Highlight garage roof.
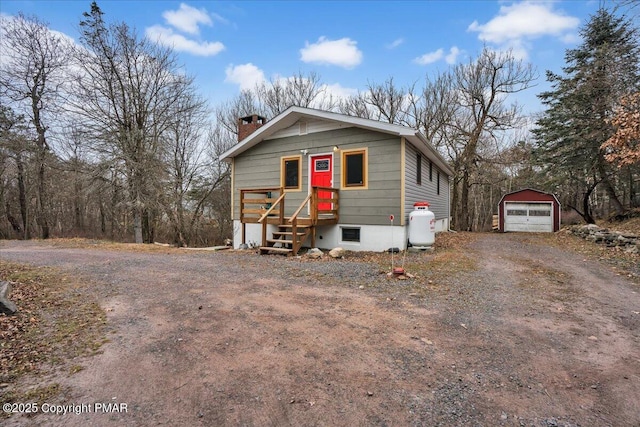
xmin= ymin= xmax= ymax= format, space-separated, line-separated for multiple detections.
xmin=498 ymin=188 xmax=560 ymax=205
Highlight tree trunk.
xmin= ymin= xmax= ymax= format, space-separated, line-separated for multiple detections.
xmin=582 ymin=182 xmax=597 ymax=224
xmin=459 ymin=168 xmax=471 ymax=231
xmin=600 ymin=176 xmax=625 ymax=218
xmin=133 ymin=211 xmax=143 ymax=244
xmin=99 ymin=202 xmax=106 ymax=234
xmin=451 ymin=175 xmax=460 ymax=230
xmin=36 ymin=157 xmax=49 ymax=239
xmin=630 ymin=167 xmax=638 ymax=208
xmin=74 ymin=168 xmax=84 ymax=232
xmin=16 ymin=154 xmax=29 ymax=239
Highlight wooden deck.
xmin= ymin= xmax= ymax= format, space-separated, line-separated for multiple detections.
xmin=239 ymin=187 xmax=339 ymax=255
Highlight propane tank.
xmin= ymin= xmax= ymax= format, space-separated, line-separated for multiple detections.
xmin=408 ymin=201 xmax=435 ymax=247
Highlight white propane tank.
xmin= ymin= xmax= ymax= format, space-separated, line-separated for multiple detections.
xmin=409 ymin=202 xmax=436 ymax=247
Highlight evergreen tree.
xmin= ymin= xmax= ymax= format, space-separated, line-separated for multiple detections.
xmin=533 ymin=8 xmax=640 ymax=222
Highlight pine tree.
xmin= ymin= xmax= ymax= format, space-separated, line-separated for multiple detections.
xmin=533 ymin=8 xmax=640 ymax=222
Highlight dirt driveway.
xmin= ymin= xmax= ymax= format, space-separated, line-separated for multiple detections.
xmin=2 ymin=233 xmax=639 ymax=426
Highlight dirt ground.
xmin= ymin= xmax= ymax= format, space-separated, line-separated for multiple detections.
xmin=1 ymin=233 xmax=639 ymax=427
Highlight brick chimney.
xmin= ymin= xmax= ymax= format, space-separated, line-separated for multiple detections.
xmin=237 ymin=114 xmax=266 ymax=142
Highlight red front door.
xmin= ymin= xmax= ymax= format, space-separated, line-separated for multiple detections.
xmin=310 ymin=154 xmax=332 ymax=211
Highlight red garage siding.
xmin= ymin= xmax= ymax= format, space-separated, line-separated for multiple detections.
xmin=498 ymin=189 xmax=561 ymax=232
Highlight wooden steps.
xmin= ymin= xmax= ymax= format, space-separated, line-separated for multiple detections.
xmin=259 ymin=222 xmax=312 ymax=255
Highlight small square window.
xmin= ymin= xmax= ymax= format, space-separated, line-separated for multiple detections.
xmin=315 ymin=159 xmax=330 ymax=172
xmin=341 ymin=227 xmax=360 ymax=242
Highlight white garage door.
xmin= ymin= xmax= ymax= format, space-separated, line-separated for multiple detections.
xmin=504 ymin=202 xmax=553 ymax=232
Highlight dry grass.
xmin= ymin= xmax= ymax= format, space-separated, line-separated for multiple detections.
xmin=534 ymin=221 xmax=640 ymax=284
xmin=0 ymin=262 xmax=107 ymax=419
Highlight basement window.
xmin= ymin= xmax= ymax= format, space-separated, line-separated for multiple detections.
xmin=341 ymin=227 xmax=361 ymax=242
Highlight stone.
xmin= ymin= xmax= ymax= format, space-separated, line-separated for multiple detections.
xmin=307 ymin=248 xmax=323 ymax=259
xmin=238 ymin=243 xmax=249 ymax=250
xmin=625 ymin=245 xmax=638 ymax=254
xmin=0 ymin=281 xmax=17 ymax=315
xmin=329 ymin=247 xmax=345 ymax=258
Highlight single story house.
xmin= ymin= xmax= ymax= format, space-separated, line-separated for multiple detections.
xmin=498 ymin=188 xmax=561 ymax=233
xmin=220 ymin=106 xmax=453 ymax=254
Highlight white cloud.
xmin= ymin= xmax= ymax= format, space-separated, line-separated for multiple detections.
xmin=224 ymin=63 xmax=266 ymax=91
xmin=445 ymin=46 xmax=461 ymax=64
xmin=503 ymin=40 xmax=530 ymax=61
xmin=300 ymin=37 xmax=363 ymax=69
xmin=163 ymin=3 xmax=212 ymax=35
xmin=413 ymin=48 xmax=444 ymax=65
xmin=321 ymin=83 xmax=358 ymax=100
xmin=146 ymin=25 xmax=224 ymax=56
xmin=468 ymin=1 xmax=579 ymax=47
xmin=385 ymin=38 xmax=404 ymax=49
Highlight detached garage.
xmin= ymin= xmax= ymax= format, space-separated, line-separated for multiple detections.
xmin=498 ymin=189 xmax=561 ymax=233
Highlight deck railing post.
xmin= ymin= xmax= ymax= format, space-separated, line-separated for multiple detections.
xmin=240 ymin=189 xmax=246 ymax=244
xmin=261 ymin=218 xmax=267 ymax=248
xmin=292 ymin=218 xmax=298 ymax=255
xmin=311 ymin=187 xmax=318 ymax=224
xmin=279 ymin=187 xmax=284 ymax=225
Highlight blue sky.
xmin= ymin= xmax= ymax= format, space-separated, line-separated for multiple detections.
xmin=0 ymin=1 xmax=610 ymax=115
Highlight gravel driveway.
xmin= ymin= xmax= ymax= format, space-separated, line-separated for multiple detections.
xmin=1 ymin=233 xmax=639 ymax=426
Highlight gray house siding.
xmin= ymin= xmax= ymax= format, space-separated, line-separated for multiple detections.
xmin=404 ymin=142 xmax=449 ymax=221
xmin=233 ymin=126 xmax=403 ymax=226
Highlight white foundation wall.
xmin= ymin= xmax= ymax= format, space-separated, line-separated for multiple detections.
xmin=233 ymin=218 xmax=450 ymax=251
xmin=314 ymin=224 xmax=408 ymax=252
xmin=232 ymin=221 xmax=279 ymax=249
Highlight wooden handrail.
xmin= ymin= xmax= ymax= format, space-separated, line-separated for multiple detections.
xmin=258 ymin=192 xmax=286 ymax=223
xmin=289 ymin=193 xmax=312 ymax=223
xmin=313 ymin=186 xmax=337 ymax=193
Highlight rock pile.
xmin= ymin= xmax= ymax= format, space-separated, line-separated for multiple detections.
xmin=0 ymin=280 xmax=18 ymax=315
xmin=568 ymin=224 xmax=639 ymax=254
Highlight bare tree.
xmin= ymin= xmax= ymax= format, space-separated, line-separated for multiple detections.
xmin=447 ymin=48 xmax=536 ymax=230
xmin=72 ymin=2 xmax=201 ymax=243
xmin=0 ymin=105 xmax=31 ymax=238
xmin=255 ymin=71 xmax=334 ymax=117
xmin=337 ymin=91 xmax=375 ymax=119
xmin=0 ymin=13 xmax=72 ymax=238
xmin=215 ymin=90 xmax=262 ymax=139
xmin=338 ymin=77 xmax=415 ymax=126
xmin=339 ymin=50 xmax=535 ymax=231
xmin=161 ymin=90 xmax=209 ymax=247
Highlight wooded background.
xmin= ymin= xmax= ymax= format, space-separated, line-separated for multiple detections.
xmin=1 ymin=2 xmax=638 ymax=246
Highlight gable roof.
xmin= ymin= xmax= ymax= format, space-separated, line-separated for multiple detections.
xmin=220 ymin=106 xmax=453 ymax=177
xmin=498 ymin=188 xmax=561 ymax=205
